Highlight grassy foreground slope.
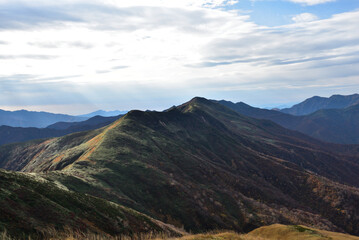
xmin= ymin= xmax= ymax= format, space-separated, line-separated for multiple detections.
xmin=246 ymin=224 xmax=359 ymax=240
xmin=1 ymin=98 xmax=359 ymax=235
xmin=177 ymin=224 xmax=359 ymax=240
xmin=2 ymin=224 xmax=359 ymax=240
xmin=0 ymin=169 xmax=181 ymax=239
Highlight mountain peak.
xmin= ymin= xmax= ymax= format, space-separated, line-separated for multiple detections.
xmin=176 ymin=97 xmax=213 ymax=112
xmin=188 ymin=96 xmax=212 ymax=105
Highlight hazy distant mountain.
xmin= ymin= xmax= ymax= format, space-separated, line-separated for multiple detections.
xmin=0 ymin=126 xmax=64 ymax=146
xmin=281 ymin=94 xmax=359 ymax=115
xmin=46 ymin=114 xmax=123 ymax=130
xmin=0 ymin=115 xmax=123 ymax=146
xmin=2 ymin=97 xmax=359 ymax=236
xmin=0 ymin=109 xmax=87 ymax=128
xmin=78 ymin=110 xmax=128 ymax=118
xmin=218 ymin=100 xmax=359 ymax=144
xmin=299 ymin=105 xmax=359 ymax=144
xmin=216 ymin=100 xmax=301 ymax=127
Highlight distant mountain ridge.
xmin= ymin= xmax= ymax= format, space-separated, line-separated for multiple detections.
xmin=280 ymin=94 xmax=359 ymax=115
xmin=46 ymin=114 xmax=123 ymax=130
xmin=217 ymin=99 xmax=359 ymax=144
xmin=0 ymin=114 xmax=123 ymax=146
xmin=0 ymin=109 xmax=87 ymax=128
xmin=78 ymin=110 xmax=128 ymax=118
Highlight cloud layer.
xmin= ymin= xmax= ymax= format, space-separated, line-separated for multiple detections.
xmin=292 ymin=13 xmax=318 ymax=22
xmin=287 ymin=0 xmax=336 ymax=5
xmin=0 ymin=0 xmax=358 ymax=113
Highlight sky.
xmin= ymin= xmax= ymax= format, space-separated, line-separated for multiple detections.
xmin=0 ymin=0 xmax=359 ymax=114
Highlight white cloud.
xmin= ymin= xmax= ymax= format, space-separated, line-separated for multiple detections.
xmin=0 ymin=0 xmax=238 ymax=8
xmin=292 ymin=13 xmax=318 ymax=23
xmin=0 ymin=1 xmax=358 ymax=111
xmin=287 ymin=0 xmax=336 ymax=5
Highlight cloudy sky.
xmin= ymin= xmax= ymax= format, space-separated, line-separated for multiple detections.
xmin=0 ymin=0 xmax=358 ymax=114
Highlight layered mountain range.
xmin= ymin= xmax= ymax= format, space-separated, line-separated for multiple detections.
xmin=78 ymin=110 xmax=128 ymax=118
xmin=0 ymin=108 xmax=125 ymax=128
xmin=0 ymin=109 xmax=86 ymax=128
xmin=0 ymin=115 xmax=123 ymax=146
xmin=217 ymin=98 xmax=359 ymax=144
xmin=2 ymin=94 xmax=357 ymax=147
xmin=1 ymin=97 xmax=359 ymax=238
xmin=280 ymin=94 xmax=359 ymax=115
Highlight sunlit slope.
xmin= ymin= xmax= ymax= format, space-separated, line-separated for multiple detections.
xmin=0 ymin=127 xmax=103 ymax=172
xmin=1 ymin=98 xmax=359 ymax=235
xmin=246 ymin=224 xmax=359 ymax=240
xmin=0 ymin=169 xmax=181 ymax=239
xmin=177 ymin=224 xmax=359 ymax=240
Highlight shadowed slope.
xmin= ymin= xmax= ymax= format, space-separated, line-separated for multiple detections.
xmin=0 ymin=126 xmax=65 ymax=146
xmin=1 ymin=98 xmax=359 ymax=235
xmin=0 ymin=169 xmax=182 ymax=239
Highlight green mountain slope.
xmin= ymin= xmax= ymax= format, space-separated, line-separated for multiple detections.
xmin=1 ymin=97 xmax=359 ymax=235
xmin=0 ymin=169 xmax=181 ymax=239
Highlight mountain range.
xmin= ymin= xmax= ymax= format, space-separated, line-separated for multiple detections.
xmin=217 ymin=98 xmax=359 ymax=144
xmin=0 ymin=108 xmax=126 ymax=129
xmin=1 ymin=97 xmax=359 ymax=238
xmin=0 ymin=115 xmax=123 ymax=146
xmin=78 ymin=110 xmax=128 ymax=118
xmin=280 ymin=94 xmax=359 ymax=115
xmin=0 ymin=109 xmax=87 ymax=128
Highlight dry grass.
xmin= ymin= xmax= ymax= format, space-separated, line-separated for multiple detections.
xmin=246 ymin=224 xmax=359 ymax=240
xmin=169 ymin=231 xmax=243 ymax=240
xmin=0 ymin=230 xmax=13 ymax=240
xmin=165 ymin=224 xmax=359 ymax=240
xmin=0 ymin=230 xmax=177 ymax=240
xmin=2 ymin=224 xmax=359 ymax=240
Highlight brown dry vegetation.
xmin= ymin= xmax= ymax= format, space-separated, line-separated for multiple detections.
xmin=2 ymin=224 xmax=359 ymax=240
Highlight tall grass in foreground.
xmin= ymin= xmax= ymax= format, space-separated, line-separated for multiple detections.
xmin=0 ymin=231 xmax=266 ymax=240
xmin=0 ymin=230 xmax=178 ymax=240
xmin=0 ymin=230 xmax=14 ymax=240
